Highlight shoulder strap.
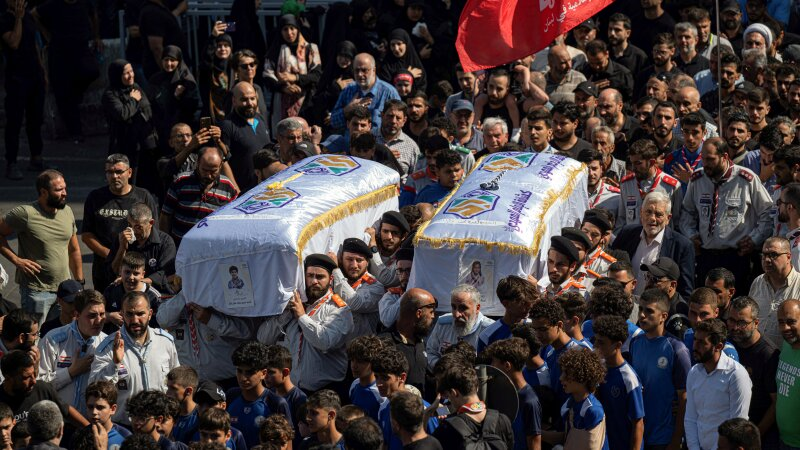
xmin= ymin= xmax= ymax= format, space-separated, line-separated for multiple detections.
xmin=446 ymin=414 xmax=475 ymax=438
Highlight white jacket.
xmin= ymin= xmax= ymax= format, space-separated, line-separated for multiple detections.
xmin=425 ymin=312 xmax=495 ymax=371
xmin=332 ymin=269 xmax=384 ymax=338
xmin=378 ymin=290 xmax=402 ymax=328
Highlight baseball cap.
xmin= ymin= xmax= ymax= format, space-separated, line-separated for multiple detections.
xmin=56 ymin=280 xmax=83 ymax=303
xmin=452 ymin=99 xmax=474 ymax=113
xmin=640 ymin=257 xmax=680 ymax=281
xmin=783 ymin=44 xmax=800 ymax=64
xmin=720 ymin=0 xmax=741 ymax=12
xmin=573 ymin=81 xmax=599 ymax=98
xmin=291 ymin=141 xmax=316 ymax=159
xmin=194 ymin=381 xmax=226 ymax=404
xmin=734 ymin=80 xmax=756 ymax=96
xmin=576 ymin=18 xmax=597 ymax=30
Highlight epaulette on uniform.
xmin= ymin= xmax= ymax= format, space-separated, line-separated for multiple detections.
xmin=661 ymin=174 xmax=679 ymax=188
xmin=691 ymin=169 xmax=705 ymax=181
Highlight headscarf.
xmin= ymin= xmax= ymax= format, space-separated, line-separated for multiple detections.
xmin=228 ymin=0 xmax=266 ymax=57
xmin=265 ymin=14 xmax=304 ymax=68
xmin=162 ymin=45 xmax=196 ymax=86
xmin=108 ymin=59 xmax=132 ymax=91
xmin=379 ymin=28 xmax=426 ymax=91
xmin=319 ymin=40 xmax=356 ymax=90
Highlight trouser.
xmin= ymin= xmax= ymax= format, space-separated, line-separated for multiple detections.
xmin=19 ymin=285 xmax=60 ymax=327
xmin=696 ymin=247 xmax=752 ymax=295
xmin=92 ymin=254 xmax=112 ymax=292
xmin=4 ymin=76 xmax=45 ymax=164
xmin=48 ymin=49 xmax=94 ymax=137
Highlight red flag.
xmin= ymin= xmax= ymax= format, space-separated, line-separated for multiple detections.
xmin=456 ymin=0 xmax=615 ymax=72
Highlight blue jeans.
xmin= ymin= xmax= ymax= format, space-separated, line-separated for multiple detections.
xmin=19 ymin=286 xmax=58 ymax=326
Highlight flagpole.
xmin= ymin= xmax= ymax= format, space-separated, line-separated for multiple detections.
xmin=716 ymin=0 xmax=724 ymax=132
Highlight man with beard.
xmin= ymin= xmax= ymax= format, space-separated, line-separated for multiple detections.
xmin=642 ymin=255 xmax=693 ymax=339
xmin=0 ymin=170 xmax=83 ymax=327
xmin=551 ymin=101 xmax=593 ymax=157
xmin=449 ymin=100 xmax=484 ymax=152
xmin=592 ymin=125 xmax=626 ymax=181
xmin=324 ymin=238 xmax=384 ymax=340
xmin=747 ymin=88 xmax=771 ymax=143
xmin=580 ymin=209 xmax=617 ymax=279
xmin=771 ymin=65 xmax=796 ymax=117
xmin=377 ymin=100 xmax=419 ymax=184
xmin=700 ymin=53 xmax=742 ymax=117
xmin=0 ymin=309 xmax=41 ymax=384
xmin=445 ymin=63 xmax=476 ymax=115
xmin=378 ymin=248 xmax=414 ymax=328
xmin=219 ymin=82 xmax=270 ymax=191
xmin=160 ymin=147 xmax=237 ymax=245
xmin=720 ymin=0 xmax=745 ymax=55
xmin=688 ymin=8 xmax=733 ymax=60
xmin=90 ymin=291 xmax=179 ymax=424
xmin=726 ymin=296 xmax=781 ymax=447
xmin=681 ymin=138 xmax=773 ymax=294
xmin=596 ymin=88 xmax=639 ymax=159
xmin=38 ymin=289 xmax=107 ymax=416
xmin=577 ymin=149 xmax=621 ymax=222
xmin=618 ymin=139 xmax=682 ymax=230
xmin=475 ymin=69 xmax=519 ymax=137
xmin=674 ymin=22 xmax=710 ymax=77
xmin=403 ymin=91 xmax=429 ymax=144
xmin=650 ymin=101 xmax=683 ymax=156
xmin=635 ymin=34 xmax=680 ymax=98
xmin=749 ymin=237 xmax=800 ymax=346
xmin=725 ymin=111 xmax=753 ymax=165
xmin=537 ymin=236 xmax=587 ymax=300
xmin=608 ymin=14 xmax=649 ymax=79
xmin=82 ymin=154 xmax=158 ymax=292
xmin=425 ymin=284 xmax=494 ymax=371
xmin=630 ymin=0 xmax=676 ymax=54
xmin=685 ymin=319 xmax=752 ymax=450
xmin=378 ymin=288 xmax=436 ymax=395
xmin=545 ymin=45 xmax=587 ymax=105
xmin=787 ymin=79 xmax=800 ymax=123
xmin=705 ymin=268 xmax=737 ymax=320
xmin=580 ymin=40 xmax=634 ymax=101
xmin=776 ymin=299 xmax=800 ymax=448
xmin=477 ymin=276 xmax=537 ymax=352
xmin=365 ymin=211 xmax=409 ymax=287
xmin=331 ymin=53 xmax=400 ymax=133
xmin=572 ymin=81 xmax=598 ymax=133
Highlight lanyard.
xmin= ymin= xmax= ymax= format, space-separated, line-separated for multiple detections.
xmin=589 ymin=181 xmax=604 ymax=208
xmin=637 ymin=169 xmax=663 ymax=198
xmin=681 ymin=147 xmax=702 ymax=170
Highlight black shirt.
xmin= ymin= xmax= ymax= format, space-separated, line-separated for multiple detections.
xmin=552 ymin=137 xmax=593 ymax=158
xmin=432 ymin=411 xmax=514 ymax=450
xmin=630 ymin=11 xmax=677 ymax=52
xmin=107 ymin=229 xmax=176 ymax=293
xmin=579 ymin=59 xmax=634 ymax=101
xmin=675 ymin=54 xmax=710 ymax=78
xmin=484 ymin=103 xmax=518 ymax=135
xmin=0 ymin=381 xmax=69 ymax=423
xmin=40 ymin=317 xmax=70 ymax=338
xmin=102 ymin=283 xmax=162 ymax=333
xmin=139 ymin=0 xmax=188 ymax=77
xmin=378 ymin=328 xmax=428 ymax=396
xmin=82 ymin=186 xmax=159 ymax=250
xmin=734 ymin=335 xmax=780 ymax=425
xmin=611 ymin=43 xmax=649 ymax=79
xmin=404 ymin=435 xmax=443 ymax=450
xmin=0 ymin=10 xmax=44 ymax=79
xmin=666 ymin=292 xmax=690 ymax=340
xmin=220 ymin=111 xmax=271 ymax=192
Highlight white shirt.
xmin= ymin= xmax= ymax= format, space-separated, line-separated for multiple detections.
xmin=788 ymin=226 xmax=800 ymax=272
xmin=633 ymin=228 xmax=664 ymax=295
xmin=748 ymin=269 xmax=800 ymax=346
xmin=425 ymin=312 xmax=494 ymax=371
xmin=685 ymin=352 xmax=752 ymax=450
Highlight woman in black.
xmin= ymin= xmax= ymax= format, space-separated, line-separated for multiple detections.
xmin=310 ymin=40 xmax=356 ymax=127
xmin=147 ymin=45 xmax=201 ymax=146
xmin=379 ymin=28 xmax=427 ymax=93
xmin=199 ymin=24 xmax=235 ymax=123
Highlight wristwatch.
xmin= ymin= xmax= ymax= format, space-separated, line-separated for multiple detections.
xmin=370 ymin=245 xmax=379 ymax=254
xmin=77 ymin=278 xmax=86 ymax=286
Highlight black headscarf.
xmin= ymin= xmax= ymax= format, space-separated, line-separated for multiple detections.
xmin=227 ymin=0 xmax=266 ymax=58
xmin=162 ymin=45 xmax=197 ymax=86
xmin=319 ymin=40 xmax=357 ymax=91
xmin=265 ymin=14 xmax=303 ymax=67
xmin=379 ymin=28 xmax=427 ymax=91
xmin=108 ymin=59 xmax=132 ymax=91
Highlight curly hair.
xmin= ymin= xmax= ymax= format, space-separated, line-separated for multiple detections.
xmin=441 ymin=340 xmax=476 ymax=365
xmin=259 ymin=414 xmax=295 ymax=446
xmin=558 ymin=347 xmax=607 ymax=392
xmin=588 ymin=285 xmax=633 ymax=319
xmin=371 ymin=346 xmax=408 ymax=377
xmin=557 ymin=292 xmax=588 ymax=321
xmin=530 ymin=299 xmax=566 ymax=325
xmin=232 ymin=341 xmax=270 ymax=370
xmin=484 ymin=337 xmax=528 ymax=371
xmin=511 ymin=323 xmax=542 ymax=357
xmin=591 ymin=315 xmax=629 ymax=344
xmin=126 ymin=390 xmax=174 ymax=419
xmin=347 ymin=335 xmax=386 ymax=363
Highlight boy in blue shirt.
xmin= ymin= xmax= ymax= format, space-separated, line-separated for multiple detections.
xmin=303 ymin=390 xmax=346 ymax=450
xmin=227 ymin=342 xmax=293 ymax=448
xmin=196 ymin=408 xmax=241 ymax=450
xmin=347 ymin=335 xmax=386 ymax=421
xmin=558 ymin=292 xmax=592 ymax=349
xmin=264 ymin=345 xmax=308 ymax=431
xmin=486 ymin=337 xmax=543 ymax=450
xmin=413 ymin=149 xmax=463 ymax=206
xmin=512 ymin=323 xmax=551 ymax=389
xmin=477 ymin=275 xmax=536 ymax=353
xmin=684 ymin=287 xmax=739 ymax=364
xmin=127 ymin=391 xmax=188 ymax=450
xmin=85 ymin=381 xmax=131 ymax=450
xmin=192 ymin=381 xmax=247 ymax=450
xmin=592 ymin=315 xmax=645 ymax=450
xmin=165 ymin=366 xmax=199 ymax=445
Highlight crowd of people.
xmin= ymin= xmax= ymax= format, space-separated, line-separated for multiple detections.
xmin=2 ymin=0 xmax=800 ymax=449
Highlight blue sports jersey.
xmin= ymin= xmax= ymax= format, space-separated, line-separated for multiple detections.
xmin=596 ymin=361 xmax=645 ymax=450
xmin=560 ymin=394 xmax=609 ymax=450
xmin=378 ymin=394 xmax=438 ymax=450
xmin=542 ymin=339 xmax=580 ymax=403
xmin=172 ymin=408 xmax=199 ymax=444
xmin=577 ymin=338 xmax=593 ymax=349
xmin=683 ymin=328 xmax=740 ymax=365
xmin=414 ymin=183 xmax=452 ymax=205
xmin=477 ymin=319 xmax=514 ymax=353
xmin=228 ymin=389 xmax=293 ymax=448
xmin=513 ymin=384 xmax=542 ymax=450
xmin=107 ymin=424 xmax=131 ymax=450
xmin=190 ymin=426 xmax=247 ymax=450
xmin=583 ymin=319 xmax=644 ymax=354
xmin=629 ymin=334 xmax=691 ymax=446
xmin=522 ymin=364 xmax=550 ymax=388
xmin=349 ymin=379 xmax=384 ymax=421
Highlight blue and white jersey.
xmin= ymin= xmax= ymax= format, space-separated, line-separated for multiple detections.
xmin=560 ymin=393 xmax=609 ymax=450
xmin=349 ymin=379 xmax=384 ymax=421
xmin=227 ymin=388 xmax=293 ymax=448
xmin=107 ymin=424 xmax=131 ymax=450
xmin=596 ymin=361 xmax=645 ymax=450
xmin=628 ymin=334 xmax=691 ymax=446
xmin=522 ymin=363 xmax=551 ymax=388
xmin=542 ymin=339 xmax=580 ymax=403
xmin=683 ymin=327 xmax=740 ymax=365
xmin=477 ymin=319 xmax=530 ymax=353
xmin=582 ymin=319 xmax=644 ymax=353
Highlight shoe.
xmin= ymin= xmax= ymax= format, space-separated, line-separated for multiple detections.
xmin=6 ymin=163 xmax=23 ymax=180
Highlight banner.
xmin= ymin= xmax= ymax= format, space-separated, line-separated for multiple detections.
xmin=175 ymin=155 xmax=400 ymax=317
xmin=410 ymin=152 xmax=587 ymax=315
xmin=456 ymin=0 xmax=615 ymax=72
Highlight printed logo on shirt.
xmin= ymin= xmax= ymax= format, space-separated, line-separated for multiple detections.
xmin=444 ymin=189 xmax=500 ymax=219
xmin=148 ymin=258 xmax=157 ymax=268
xmin=610 ymin=385 xmax=621 ymax=398
xmin=234 ymin=186 xmax=301 ymax=214
xmin=657 ymin=356 xmax=668 ymax=369
xmin=478 ymin=152 xmax=536 ymax=172
xmin=293 ymin=155 xmax=361 ymax=176
xmin=57 ymin=355 xmax=72 ymax=368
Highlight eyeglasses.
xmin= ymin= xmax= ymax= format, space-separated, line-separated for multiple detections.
xmin=762 ymin=252 xmax=789 ymax=260
xmin=726 ymin=318 xmax=755 ymax=328
xmin=23 ymin=331 xmax=40 ymax=338
xmin=645 ymin=273 xmax=671 ymax=283
xmin=105 ymin=169 xmax=129 ymax=175
xmin=239 ymin=62 xmax=257 ymax=69
xmin=396 ymin=268 xmax=412 ymax=274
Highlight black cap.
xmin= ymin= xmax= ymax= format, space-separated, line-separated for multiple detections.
xmin=783 ymin=44 xmax=800 ymax=64
xmin=720 ymin=0 xmax=741 ymax=12
xmin=583 ymin=210 xmax=612 ymax=233
xmin=395 ymin=247 xmax=414 ymax=261
xmin=550 ymin=236 xmax=580 ymax=262
xmin=291 ymin=141 xmax=316 ymax=160
xmin=576 ymin=18 xmax=597 ymax=30
xmin=574 ymin=81 xmax=599 ymax=98
xmin=382 ymin=211 xmax=410 ymax=234
xmin=561 ymin=227 xmax=591 ymax=252
xmin=194 ymin=380 xmax=226 ymax=404
xmin=734 ymin=81 xmax=756 ymax=95
xmin=56 ymin=280 xmax=83 ymax=303
xmin=640 ymin=257 xmax=680 ymax=281
xmin=304 ymin=254 xmax=337 ymax=274
xmin=342 ymin=237 xmax=372 ymax=257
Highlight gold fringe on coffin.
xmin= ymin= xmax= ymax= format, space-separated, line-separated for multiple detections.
xmin=414 ymin=164 xmax=585 ymax=255
xmin=295 ymin=184 xmax=400 ymax=264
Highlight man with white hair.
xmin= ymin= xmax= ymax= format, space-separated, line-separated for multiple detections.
xmin=592 ymin=125 xmax=626 ymax=180
xmin=25 ymin=400 xmax=65 ymax=450
xmin=425 ymin=284 xmax=494 ymax=371
xmin=674 ymin=22 xmax=710 ymax=77
xmin=612 ymin=191 xmax=696 ymax=298
xmin=478 ymin=117 xmax=509 ymax=156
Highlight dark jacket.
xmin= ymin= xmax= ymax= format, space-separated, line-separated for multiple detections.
xmin=611 ymin=224 xmax=695 ymax=299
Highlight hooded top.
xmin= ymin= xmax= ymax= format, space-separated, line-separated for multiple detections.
xmin=379 ymin=28 xmax=427 ymax=92
xmin=161 ymin=45 xmax=196 ymax=86
xmin=147 ymin=45 xmax=201 ymax=134
xmin=265 ymin=14 xmax=302 ymax=67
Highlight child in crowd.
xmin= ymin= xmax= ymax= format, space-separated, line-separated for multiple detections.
xmin=166 ymin=366 xmax=200 ymax=444
xmin=85 ymin=381 xmax=131 ymax=450
xmin=192 ymin=381 xmax=247 ymax=450
xmin=103 ymin=251 xmax=161 ymax=333
xmin=558 ymin=293 xmax=592 ymax=349
xmin=347 ymin=335 xmax=386 ymax=421
xmin=302 ymin=390 xmax=345 ymax=450
xmin=259 ymin=414 xmax=295 ymax=450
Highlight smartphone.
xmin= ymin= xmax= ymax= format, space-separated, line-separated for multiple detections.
xmin=435 ymin=405 xmax=450 ymax=416
xmin=200 ymin=117 xmax=212 ymax=130
xmin=225 ymin=21 xmax=237 ymax=32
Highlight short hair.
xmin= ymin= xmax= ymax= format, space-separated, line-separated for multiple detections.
xmin=706 ymin=267 xmax=735 ymax=288
xmin=782 ymin=182 xmax=800 ymax=210
xmin=496 ymin=275 xmax=538 ymax=304
xmin=228 ymin=266 xmax=238 ymax=273
xmin=776 ymin=64 xmax=799 ymax=79
xmin=451 ymin=284 xmax=481 ymax=305
xmin=430 ymin=80 xmax=454 ymax=99
xmin=576 ymin=147 xmax=604 ymax=164
xmin=120 ymin=434 xmax=160 ymax=450
xmin=128 ymin=202 xmax=153 ymax=223
xmin=608 ymin=260 xmax=634 ymax=278
xmin=345 ymin=105 xmax=371 ymax=122
xmin=772 ymin=116 xmax=797 ymax=137
xmin=407 ymin=90 xmax=428 ymax=103
xmin=654 ymin=101 xmax=678 ymax=117
xmin=643 ymin=190 xmax=672 ymax=212
xmin=694 ymin=318 xmax=727 ymax=345
xmin=484 ymin=337 xmax=528 ymax=371
xmin=529 ymin=299 xmax=566 ymax=326
xmin=489 ymin=67 xmax=511 ymax=82
xmin=551 ymin=101 xmax=581 ymax=122
xmin=105 ymin=153 xmax=131 ymax=168
xmin=232 ymin=341 xmax=270 ymax=370
xmin=342 ymin=417 xmax=383 ymax=450
xmin=719 ymin=53 xmax=742 ymax=72
xmin=336 ymin=404 xmax=365 ymax=432
xmin=167 ymin=366 xmax=199 ymax=389
xmin=198 ymin=407 xmax=231 ymax=433
xmin=689 ymin=287 xmax=720 ymax=309
xmin=259 ymin=414 xmax=294 ymax=446
xmin=628 ymin=139 xmax=658 ymax=160
xmin=674 ymin=22 xmax=698 ymax=38
xmin=653 ymin=32 xmax=676 ymax=49
xmin=253 ymin=149 xmax=282 ymax=170
xmin=557 ymin=347 xmax=606 ymax=392
xmin=122 ymin=291 xmax=148 ymax=308
xmin=121 ymin=251 xmax=146 ymax=270
xmin=371 ymin=346 xmax=408 ymax=376
xmin=74 ymin=289 xmax=105 ymax=314
xmin=558 ymin=292 xmax=588 ymax=322
xmin=703 ymin=137 xmax=728 ymax=158
xmin=584 ymin=39 xmax=608 ymax=55
xmin=35 ymin=169 xmax=64 ymax=195
xmin=27 ymin=401 xmax=63 ymax=442
xmin=727 ymin=110 xmax=751 ymax=128
xmin=434 ymin=149 xmax=462 ymax=169
xmin=608 ymin=12 xmax=631 ymax=29
xmin=686 ymin=6 xmax=710 ymax=22
xmin=0 ymin=403 xmax=11 ymax=421
xmin=747 ymin=87 xmax=771 ymax=104
xmin=718 ymin=418 xmax=761 ymax=450
xmin=592 ymin=126 xmax=615 ymax=145
xmin=265 ymin=345 xmax=293 ymax=371
xmin=126 ymin=390 xmax=174 ymax=420
xmin=437 ymin=363 xmax=478 ymax=395
xmin=1 ymin=308 xmax=38 ymax=342
xmin=526 ymin=108 xmax=552 ymax=129
xmin=681 ymin=111 xmax=706 ymax=129
xmin=389 ymin=391 xmax=424 ymax=433
xmin=306 ymin=389 xmax=341 ymax=412
xmin=640 ymin=288 xmax=671 ymax=313
xmin=588 ymin=285 xmax=633 ymax=318
xmin=430 ymin=116 xmax=456 ymax=137
xmin=233 ymin=49 xmax=259 ymax=66
xmin=441 ymin=340 xmax=477 ymax=366
xmin=482 ymin=117 xmax=509 ymax=135
xmin=730 ymin=296 xmax=760 ymax=317
xmin=347 ymin=335 xmax=385 ymax=363
xmin=276 ymin=118 xmax=303 ymax=137
xmin=382 ymin=99 xmax=408 ymax=117
xmin=591 ymin=315 xmax=629 ymax=344
xmin=511 ymin=323 xmax=542 ymax=359
xmin=351 ymin=132 xmax=376 ymax=152
xmin=85 ymin=380 xmax=118 ymax=405
xmin=759 ymin=122 xmax=786 ymax=151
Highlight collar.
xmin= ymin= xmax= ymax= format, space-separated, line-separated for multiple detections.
xmin=121 ymin=325 xmax=151 ymax=348
xmin=789 ymin=226 xmax=800 ymax=240
xmin=705 ymin=351 xmax=736 ymax=375
xmin=69 ymin=321 xmax=95 ymax=346
xmin=361 ymin=80 xmax=381 ymax=98
xmin=639 ymin=226 xmax=666 ymax=245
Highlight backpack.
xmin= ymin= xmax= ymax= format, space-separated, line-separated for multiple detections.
xmin=445 ymin=409 xmax=508 ymax=450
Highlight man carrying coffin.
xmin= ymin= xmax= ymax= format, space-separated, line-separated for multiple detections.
xmin=329 ymin=238 xmax=385 ymax=338
xmin=538 ymin=236 xmax=588 ymax=300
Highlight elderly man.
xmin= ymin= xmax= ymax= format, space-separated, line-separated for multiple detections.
xmin=743 ymin=23 xmax=773 ymax=58
xmin=25 ymin=400 xmax=67 ymax=450
xmin=157 ymin=123 xmax=234 ymax=187
xmin=596 ymin=88 xmax=639 ymax=156
xmin=545 ymin=45 xmax=587 ymax=104
xmin=274 ymin=118 xmax=304 ymax=164
xmin=219 ymin=82 xmax=270 ymax=192
xmin=426 ymin=284 xmax=494 ymax=371
xmin=592 ymin=125 xmax=626 ymax=181
xmin=674 ymin=22 xmax=710 ymax=77
xmin=612 ymin=191 xmax=695 ymax=297
xmin=159 ymin=147 xmax=237 ymax=245
xmin=477 ymin=117 xmax=509 ymax=157
xmin=618 ymin=139 xmax=682 ymax=230
xmin=749 ymin=237 xmax=800 ymax=346
xmin=330 ymin=53 xmax=400 ymax=133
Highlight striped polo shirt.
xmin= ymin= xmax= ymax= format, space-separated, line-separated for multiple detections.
xmin=163 ymin=171 xmax=237 ymax=241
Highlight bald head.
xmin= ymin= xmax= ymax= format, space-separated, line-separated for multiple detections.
xmin=354 ymin=53 xmax=377 ymax=90
xmin=400 ymin=288 xmax=435 ymax=315
xmin=778 ymin=298 xmax=800 ymax=346
xmin=233 ymin=82 xmax=258 ymax=118
xmin=199 ymin=147 xmax=223 ymax=165
xmin=599 ymin=88 xmax=623 ymax=105
xmin=232 ymin=81 xmax=256 ymax=98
